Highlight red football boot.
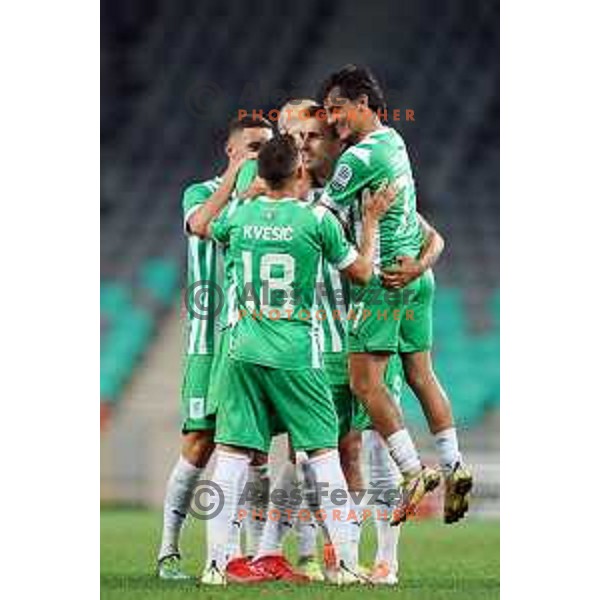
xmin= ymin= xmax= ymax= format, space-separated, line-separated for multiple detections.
xmin=225 ymin=556 xmax=275 ymax=583
xmin=323 ymin=543 xmax=337 ymax=571
xmin=252 ymin=554 xmax=310 ymax=583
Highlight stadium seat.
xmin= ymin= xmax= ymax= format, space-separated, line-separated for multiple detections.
xmin=101 ymin=0 xmax=499 ymax=424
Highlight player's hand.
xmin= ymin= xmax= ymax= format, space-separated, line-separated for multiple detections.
xmin=363 ymin=182 xmax=397 ymax=221
xmin=241 ymin=176 xmax=267 ymax=199
xmin=381 ymin=255 xmax=424 ymax=289
xmin=294 ymin=164 xmax=312 ymax=200
xmin=225 ymin=148 xmax=249 ymax=177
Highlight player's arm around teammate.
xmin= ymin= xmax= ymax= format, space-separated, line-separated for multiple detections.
xmin=381 ymin=213 xmax=444 ymax=288
xmin=157 ymin=117 xmax=274 ymax=580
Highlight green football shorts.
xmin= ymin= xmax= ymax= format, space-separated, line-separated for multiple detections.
xmin=330 ymin=383 xmax=355 ymax=440
xmin=206 ymin=327 xmax=232 ymax=417
xmin=181 ymin=354 xmax=216 ymax=433
xmin=399 ymin=269 xmax=435 ymax=353
xmin=352 ymin=352 xmax=404 ymax=431
xmin=208 ymin=328 xmax=287 ymax=443
xmin=347 ymin=274 xmax=419 ymax=354
xmin=323 ymin=351 xmax=355 ymax=439
xmin=215 ymin=359 xmax=338 ymax=454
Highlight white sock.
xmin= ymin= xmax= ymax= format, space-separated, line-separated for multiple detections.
xmin=308 ymin=451 xmax=357 ymax=570
xmin=434 ymin=427 xmax=462 ymax=473
xmin=257 ymin=461 xmax=298 ymax=556
xmin=386 ymin=429 xmax=421 ymax=477
xmin=347 ymin=497 xmax=364 ymax=550
xmin=374 ymin=510 xmax=400 ymax=571
xmin=242 ymin=464 xmax=269 ymax=557
xmin=158 ymin=456 xmax=202 ymax=559
xmin=367 ymin=431 xmax=401 ymax=572
xmin=296 ymin=497 xmax=318 ymax=558
xmin=205 ymin=450 xmax=250 ymax=570
xmin=300 ymin=458 xmax=331 ymax=545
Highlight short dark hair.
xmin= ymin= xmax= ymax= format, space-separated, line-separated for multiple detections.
xmin=228 ymin=115 xmax=273 ymax=138
xmin=318 ymin=64 xmax=386 ymax=113
xmin=258 ymin=135 xmax=300 ymax=190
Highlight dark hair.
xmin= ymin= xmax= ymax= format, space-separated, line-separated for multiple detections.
xmin=258 ymin=135 xmax=300 ymax=190
xmin=318 ymin=64 xmax=386 ymax=113
xmin=228 ymin=115 xmax=273 ymax=138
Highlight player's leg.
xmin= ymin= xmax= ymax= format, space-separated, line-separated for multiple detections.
xmin=157 ymin=354 xmax=215 ymax=580
xmin=400 ymin=270 xmax=472 ymax=522
xmin=240 ymin=451 xmax=269 ymax=558
xmin=339 ymin=429 xmax=364 ymax=493
xmin=348 ymin=286 xmax=440 ymax=524
xmin=350 ymin=356 xmax=402 ymax=582
xmin=402 ymin=350 xmax=472 ymax=522
xmin=296 ymin=453 xmax=326 ymax=581
xmin=402 ymin=351 xmax=457 ymax=451
xmin=202 ymin=359 xmax=273 ymax=584
xmin=254 ymin=452 xmax=309 ymax=583
xmin=364 ymin=429 xmax=401 ymax=584
xmin=316 ymin=386 xmax=364 ymax=579
xmin=202 ymin=443 xmax=253 ymax=585
xmin=281 ymin=435 xmax=323 ymax=581
xmin=268 ymin=367 xmax=365 ymax=584
xmin=256 ymin=439 xmax=297 ymax=559
xmin=338 ymin=418 xmax=365 ymax=567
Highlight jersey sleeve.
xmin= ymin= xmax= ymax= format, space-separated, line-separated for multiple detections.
xmin=181 ymin=182 xmax=214 ymax=233
xmin=315 ymin=206 xmax=358 ymax=270
xmin=321 ymin=151 xmax=376 ymax=210
xmin=210 ymin=211 xmax=232 ymax=244
xmin=234 ymin=159 xmax=258 ymax=196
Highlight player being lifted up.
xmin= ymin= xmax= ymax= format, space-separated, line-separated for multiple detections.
xmin=156 ymin=115 xmax=273 ymax=580
xmin=286 ymin=102 xmax=448 ymax=584
xmin=318 ymin=65 xmax=472 ymax=524
xmin=190 ymin=135 xmax=395 ymax=585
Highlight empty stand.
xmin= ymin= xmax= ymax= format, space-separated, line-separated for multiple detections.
xmin=101 ymin=0 xmax=499 ymax=424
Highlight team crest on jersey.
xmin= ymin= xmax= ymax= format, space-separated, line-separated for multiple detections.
xmin=331 ymin=163 xmax=353 ymax=191
xmin=264 ymin=209 xmax=275 ymax=221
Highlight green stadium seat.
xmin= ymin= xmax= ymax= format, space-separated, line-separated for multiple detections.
xmin=100 ymin=304 xmax=156 ymax=402
xmin=139 ymin=258 xmax=180 ymax=305
xmin=100 ymin=282 xmax=133 ymax=318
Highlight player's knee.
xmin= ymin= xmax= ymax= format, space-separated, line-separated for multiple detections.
xmin=404 ymin=362 xmax=433 ymax=392
xmin=181 ymin=431 xmax=214 ymax=467
xmin=350 ymin=376 xmax=388 ymax=406
xmin=350 ymin=372 xmax=374 ymax=399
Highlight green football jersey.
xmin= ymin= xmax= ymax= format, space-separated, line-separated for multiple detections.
xmin=218 ymin=159 xmax=258 ymax=330
xmin=211 ymin=196 xmax=357 ymax=370
xmin=321 ymin=126 xmax=423 ymax=269
xmin=308 ymin=188 xmax=350 ymax=355
xmin=182 ymin=177 xmax=224 ymax=355
xmin=235 ymin=159 xmax=258 ymax=195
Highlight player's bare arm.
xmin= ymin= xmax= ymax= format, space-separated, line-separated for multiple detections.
xmin=187 ymin=149 xmax=247 ymax=237
xmin=381 ymin=213 xmax=445 ymax=289
xmin=240 ymin=175 xmax=267 ymax=199
xmin=341 ymin=183 xmax=396 ymax=284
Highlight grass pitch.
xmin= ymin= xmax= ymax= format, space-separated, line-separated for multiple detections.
xmin=101 ymin=508 xmax=499 ymax=600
